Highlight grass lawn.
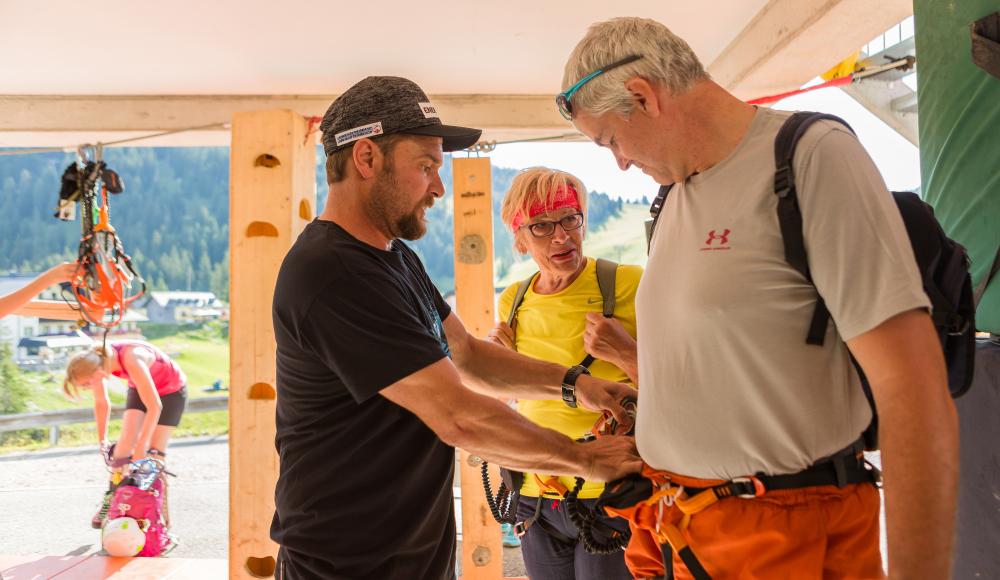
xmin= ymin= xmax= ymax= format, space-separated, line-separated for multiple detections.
xmin=497 ymin=203 xmax=650 ymax=287
xmin=150 ymin=328 xmax=230 ymax=399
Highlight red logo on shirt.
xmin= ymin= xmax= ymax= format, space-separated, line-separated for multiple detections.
xmin=701 ymin=229 xmax=732 ymax=251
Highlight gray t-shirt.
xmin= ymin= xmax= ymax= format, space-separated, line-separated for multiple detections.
xmin=635 ymin=107 xmax=930 ymax=480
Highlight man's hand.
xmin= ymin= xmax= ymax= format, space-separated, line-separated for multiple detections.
xmin=574 ymin=374 xmax=636 ymax=426
xmin=486 ymin=320 xmax=515 ymax=349
xmin=579 ymin=435 xmax=643 ymax=482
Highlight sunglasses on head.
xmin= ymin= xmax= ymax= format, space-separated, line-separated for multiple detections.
xmin=556 ymin=55 xmax=643 ymax=120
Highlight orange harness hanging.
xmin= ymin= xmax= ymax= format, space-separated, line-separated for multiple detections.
xmin=68 ymin=146 xmax=146 ymax=328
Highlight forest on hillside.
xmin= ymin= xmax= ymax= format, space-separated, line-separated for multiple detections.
xmin=0 ymin=147 xmax=624 ymax=297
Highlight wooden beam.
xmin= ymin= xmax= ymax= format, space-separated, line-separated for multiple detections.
xmin=229 ymin=109 xmax=315 ymax=579
xmin=452 ymin=157 xmax=502 ymax=580
xmin=0 ymin=95 xmax=575 ymax=147
xmin=709 ymin=0 xmax=912 ymax=100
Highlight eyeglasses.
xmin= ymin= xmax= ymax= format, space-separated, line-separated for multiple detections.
xmin=556 ymin=55 xmax=643 ymax=120
xmin=521 ymin=213 xmax=585 ymax=238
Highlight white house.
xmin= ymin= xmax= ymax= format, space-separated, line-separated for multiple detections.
xmin=144 ymin=291 xmax=226 ymax=324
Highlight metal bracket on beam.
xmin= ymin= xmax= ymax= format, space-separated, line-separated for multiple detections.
xmin=890 ymin=92 xmax=919 ymax=114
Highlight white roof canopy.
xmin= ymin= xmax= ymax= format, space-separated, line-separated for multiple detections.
xmin=0 ymin=0 xmax=910 ymax=147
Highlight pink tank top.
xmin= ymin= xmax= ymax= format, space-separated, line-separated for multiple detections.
xmin=111 ymin=341 xmax=186 ymax=396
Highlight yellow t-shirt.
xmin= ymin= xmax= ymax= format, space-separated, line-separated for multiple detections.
xmin=497 ymin=257 xmax=642 ymax=499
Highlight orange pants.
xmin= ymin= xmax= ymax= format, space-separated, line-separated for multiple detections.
xmin=607 ymin=468 xmax=885 ymax=579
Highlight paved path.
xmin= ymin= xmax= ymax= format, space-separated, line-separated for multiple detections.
xmin=0 ymin=438 xmax=528 ymax=576
xmin=0 ymin=437 xmax=229 ymax=560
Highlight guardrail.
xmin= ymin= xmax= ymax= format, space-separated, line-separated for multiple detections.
xmin=0 ymin=395 xmax=229 ymax=446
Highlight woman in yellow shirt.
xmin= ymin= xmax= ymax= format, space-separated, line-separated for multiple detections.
xmin=488 ymin=167 xmax=641 ymax=580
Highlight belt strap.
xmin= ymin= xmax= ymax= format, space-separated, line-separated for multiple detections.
xmin=514 ymin=495 xmax=575 ymax=546
xmin=659 ymin=525 xmax=711 ymax=580
xmin=687 ymin=444 xmax=876 ymax=500
xmin=514 ymin=495 xmax=544 ymax=538
xmin=653 ymin=440 xmax=875 ymax=580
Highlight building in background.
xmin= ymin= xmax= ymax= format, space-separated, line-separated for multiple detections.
xmin=144 ymin=291 xmax=227 ymax=324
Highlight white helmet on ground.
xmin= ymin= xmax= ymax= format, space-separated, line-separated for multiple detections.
xmin=102 ymin=516 xmax=146 ymax=557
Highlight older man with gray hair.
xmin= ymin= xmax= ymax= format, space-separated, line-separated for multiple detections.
xmin=559 ymin=17 xmax=957 ymax=580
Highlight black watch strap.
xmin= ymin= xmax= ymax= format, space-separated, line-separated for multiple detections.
xmin=561 ymin=365 xmax=591 ymax=408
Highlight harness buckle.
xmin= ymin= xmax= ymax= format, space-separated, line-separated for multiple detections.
xmin=731 ymin=476 xmax=766 ymax=498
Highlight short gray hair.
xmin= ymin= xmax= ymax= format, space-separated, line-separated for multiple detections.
xmin=562 ymin=17 xmax=708 ymax=117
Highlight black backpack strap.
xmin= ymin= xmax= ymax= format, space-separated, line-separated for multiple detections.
xmin=506 ymin=272 xmax=539 ymax=328
xmin=645 ymin=184 xmax=675 ymax=252
xmin=973 ymin=244 xmax=1000 ymax=308
xmin=773 ymin=112 xmax=855 ymax=346
xmin=580 ymin=259 xmax=620 ymax=368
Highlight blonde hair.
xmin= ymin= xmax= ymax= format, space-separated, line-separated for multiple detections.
xmin=500 ymin=167 xmax=588 ymax=237
xmin=562 ymin=17 xmax=708 ymax=118
xmin=63 ymin=346 xmax=111 ymax=399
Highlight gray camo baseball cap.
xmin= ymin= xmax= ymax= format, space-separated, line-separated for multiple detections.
xmin=320 ymin=76 xmax=482 ymax=155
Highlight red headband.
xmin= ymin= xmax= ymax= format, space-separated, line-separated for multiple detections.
xmin=510 ymin=184 xmax=582 ymax=231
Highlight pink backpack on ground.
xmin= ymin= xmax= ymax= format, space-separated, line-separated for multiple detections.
xmin=106 ymin=470 xmax=171 ymax=556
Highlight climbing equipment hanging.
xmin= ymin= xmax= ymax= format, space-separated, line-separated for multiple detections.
xmin=59 ymin=144 xmax=146 ymax=328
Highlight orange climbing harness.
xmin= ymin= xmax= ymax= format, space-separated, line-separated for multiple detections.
xmin=65 ymin=144 xmax=146 ymax=328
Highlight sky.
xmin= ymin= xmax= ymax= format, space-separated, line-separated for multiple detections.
xmin=486 ymin=83 xmax=921 ymax=202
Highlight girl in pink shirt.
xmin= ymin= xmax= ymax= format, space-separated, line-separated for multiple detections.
xmin=64 ymin=341 xmax=188 ymax=527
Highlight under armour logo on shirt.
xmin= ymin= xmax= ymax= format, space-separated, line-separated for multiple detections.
xmin=701 ymin=229 xmax=732 ymax=251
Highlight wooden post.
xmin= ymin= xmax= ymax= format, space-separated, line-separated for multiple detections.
xmin=452 ymin=156 xmax=502 ymax=579
xmin=229 ymin=110 xmax=316 ymax=579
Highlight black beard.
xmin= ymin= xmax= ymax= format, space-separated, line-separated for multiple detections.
xmin=365 ymin=165 xmax=429 ymax=241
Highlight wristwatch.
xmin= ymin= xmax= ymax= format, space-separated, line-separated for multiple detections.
xmin=561 ymin=365 xmax=591 ymax=408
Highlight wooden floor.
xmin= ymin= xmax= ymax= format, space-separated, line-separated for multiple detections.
xmin=0 ymin=555 xmax=527 ymax=579
xmin=0 ymin=554 xmax=227 ymax=579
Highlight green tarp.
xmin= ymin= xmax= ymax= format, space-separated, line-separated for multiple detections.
xmin=916 ymin=1 xmax=1000 ymax=333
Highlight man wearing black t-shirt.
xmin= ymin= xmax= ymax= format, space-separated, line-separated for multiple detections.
xmin=271 ymin=76 xmax=642 ymax=580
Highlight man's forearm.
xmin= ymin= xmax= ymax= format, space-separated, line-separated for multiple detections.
xmin=453 ymin=335 xmax=567 ymax=400
xmin=613 ymin=345 xmax=639 ymax=385
xmin=448 ymin=394 xmax=590 ymax=476
xmin=879 ymin=379 xmax=958 ymax=579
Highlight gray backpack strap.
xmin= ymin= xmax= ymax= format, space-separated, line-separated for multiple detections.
xmin=506 ymin=272 xmax=539 ymax=328
xmin=578 ymin=259 xmax=620 ymax=369
xmin=594 ymin=258 xmax=618 ymax=318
